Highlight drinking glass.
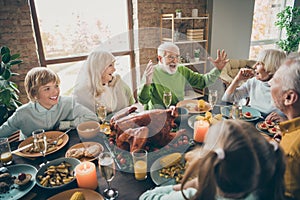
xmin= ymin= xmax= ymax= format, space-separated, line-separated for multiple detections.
xmin=163 ymin=91 xmax=172 ymax=109
xmin=96 ymin=104 xmax=107 ymax=132
xmin=32 ymin=129 xmax=48 ymax=167
xmin=0 ymin=138 xmax=13 ymax=166
xmin=98 ymin=152 xmax=118 ymax=199
xmin=132 ymin=149 xmax=148 ymax=180
xmin=208 ymin=90 xmax=218 ymax=109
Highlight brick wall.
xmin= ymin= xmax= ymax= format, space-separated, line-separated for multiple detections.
xmin=0 ymin=0 xmax=40 ymax=103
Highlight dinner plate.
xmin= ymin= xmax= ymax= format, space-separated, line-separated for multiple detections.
xmin=150 ymin=154 xmax=184 ymax=186
xmin=176 ymin=99 xmax=211 ymax=114
xmin=65 ymin=142 xmax=104 ymax=162
xmin=255 ymin=121 xmax=277 ymax=137
xmin=16 ymin=131 xmax=69 ymax=158
xmin=221 ymin=106 xmax=261 ymax=121
xmin=0 ymin=164 xmax=37 ymax=199
xmin=48 ymin=188 xmax=104 ymax=200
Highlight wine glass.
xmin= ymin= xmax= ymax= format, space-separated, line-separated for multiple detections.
xmin=96 ymin=104 xmax=107 ymax=131
xmin=32 ymin=129 xmax=48 ymax=167
xmin=163 ymin=91 xmax=172 ymax=109
xmin=98 ymin=152 xmax=119 ymax=199
xmin=208 ymin=90 xmax=218 ymax=109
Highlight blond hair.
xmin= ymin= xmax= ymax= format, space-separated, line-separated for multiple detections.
xmin=24 ymin=67 xmax=60 ymax=101
xmin=256 ymin=49 xmax=286 ymax=75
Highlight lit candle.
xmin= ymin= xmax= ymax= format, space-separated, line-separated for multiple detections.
xmin=75 ymin=161 xmax=98 ymax=190
xmin=193 ymin=120 xmax=210 ymax=143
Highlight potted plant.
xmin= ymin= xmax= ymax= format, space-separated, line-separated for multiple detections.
xmin=0 ymin=46 xmax=23 ymax=125
xmin=275 ymin=6 xmax=300 ymax=53
xmin=175 ymin=9 xmax=182 ymax=18
xmin=194 ymin=49 xmax=200 ymax=62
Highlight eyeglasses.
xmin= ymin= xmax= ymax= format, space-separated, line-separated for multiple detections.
xmin=164 ymin=55 xmax=181 ymax=60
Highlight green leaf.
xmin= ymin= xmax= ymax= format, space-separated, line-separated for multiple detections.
xmin=2 ymin=69 xmax=11 ymax=80
xmin=10 ymin=54 xmax=20 ymax=60
xmin=9 ymin=81 xmax=19 ymax=93
xmin=0 ymin=46 xmax=10 ymax=55
xmin=9 ymin=60 xmax=22 ymax=66
xmin=1 ymin=53 xmax=11 ymax=64
xmin=0 ymin=89 xmax=12 ymax=106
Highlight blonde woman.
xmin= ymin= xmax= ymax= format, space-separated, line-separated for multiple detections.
xmin=73 ymin=50 xmax=135 ymax=114
xmin=222 ymin=49 xmax=286 ymax=117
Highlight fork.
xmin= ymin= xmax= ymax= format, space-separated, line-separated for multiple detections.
xmin=51 ymin=128 xmax=73 ymax=145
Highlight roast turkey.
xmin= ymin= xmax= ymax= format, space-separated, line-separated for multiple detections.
xmin=110 ymin=106 xmax=186 ymax=152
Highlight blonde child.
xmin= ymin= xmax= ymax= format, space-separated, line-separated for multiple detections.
xmin=0 ymin=67 xmax=98 ymax=139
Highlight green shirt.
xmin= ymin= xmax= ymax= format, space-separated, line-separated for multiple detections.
xmin=138 ymin=65 xmax=221 ymax=110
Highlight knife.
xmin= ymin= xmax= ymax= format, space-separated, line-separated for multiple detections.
xmin=12 ymin=143 xmax=33 ymax=154
xmin=103 ymin=140 xmax=122 ymax=170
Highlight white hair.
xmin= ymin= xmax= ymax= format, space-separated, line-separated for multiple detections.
xmin=278 ymin=56 xmax=300 ymax=95
xmin=157 ymin=42 xmax=180 ymax=57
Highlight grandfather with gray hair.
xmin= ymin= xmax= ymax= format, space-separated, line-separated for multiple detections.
xmin=138 ymin=42 xmax=229 ymax=110
xmin=268 ymin=54 xmax=300 ymax=200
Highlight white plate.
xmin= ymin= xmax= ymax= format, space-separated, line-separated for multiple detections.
xmin=150 ymin=154 xmax=184 ymax=186
xmin=0 ymin=164 xmax=37 ymax=199
xmin=65 ymin=142 xmax=104 ymax=162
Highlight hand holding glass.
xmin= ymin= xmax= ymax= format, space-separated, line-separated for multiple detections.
xmin=163 ymin=91 xmax=172 ymax=109
xmin=98 ymin=152 xmax=118 ymax=199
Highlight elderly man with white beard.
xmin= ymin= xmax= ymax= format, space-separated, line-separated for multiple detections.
xmin=138 ymin=42 xmax=228 ymax=110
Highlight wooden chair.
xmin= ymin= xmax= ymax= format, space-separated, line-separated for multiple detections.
xmin=8 ymin=130 xmax=20 ymax=143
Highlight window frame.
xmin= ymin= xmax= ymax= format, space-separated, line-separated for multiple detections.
xmin=29 ymin=0 xmax=137 ymax=97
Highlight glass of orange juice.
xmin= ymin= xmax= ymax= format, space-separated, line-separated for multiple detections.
xmin=0 ymin=138 xmax=13 ymax=166
xmin=132 ymin=149 xmax=147 ymax=180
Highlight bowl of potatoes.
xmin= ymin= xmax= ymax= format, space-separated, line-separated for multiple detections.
xmin=35 ymin=157 xmax=80 ymax=190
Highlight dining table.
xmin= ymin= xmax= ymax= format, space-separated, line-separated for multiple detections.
xmin=6 ymin=103 xmax=269 ymax=200
xmin=8 ymin=127 xmax=162 ymax=200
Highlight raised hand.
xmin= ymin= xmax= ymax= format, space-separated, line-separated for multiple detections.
xmin=208 ymin=49 xmax=229 ymax=70
xmin=145 ymin=60 xmax=155 ymax=85
xmin=236 ymin=68 xmax=255 ymax=81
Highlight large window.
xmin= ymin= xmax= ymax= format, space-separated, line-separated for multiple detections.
xmin=30 ymin=0 xmax=134 ymax=95
xmin=249 ymin=0 xmax=294 ymax=59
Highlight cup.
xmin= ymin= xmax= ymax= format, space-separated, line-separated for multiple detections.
xmin=0 ymin=138 xmax=13 ymax=165
xmin=132 ymin=149 xmax=147 ymax=180
xmin=77 ymin=121 xmax=100 ymax=141
xmin=193 ymin=120 xmax=210 ymax=143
